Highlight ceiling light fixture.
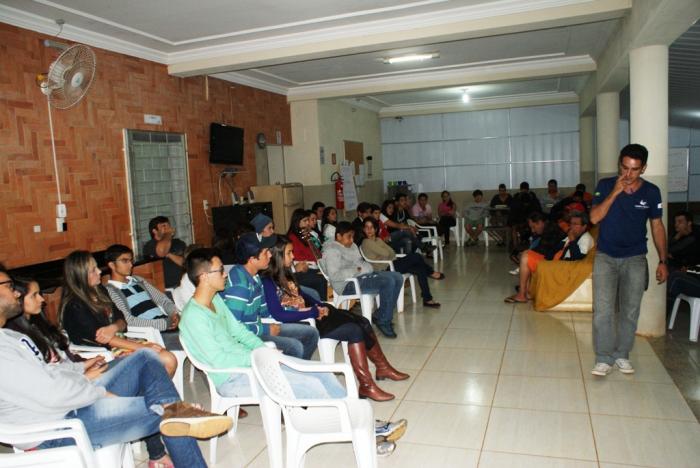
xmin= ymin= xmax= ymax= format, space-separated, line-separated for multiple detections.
xmin=461 ymin=89 xmax=471 ymax=103
xmin=383 ymin=52 xmax=439 ymax=64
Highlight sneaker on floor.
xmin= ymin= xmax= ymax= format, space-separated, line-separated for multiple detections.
xmin=159 ymin=402 xmax=233 ymax=439
xmin=509 ymin=267 xmax=520 ymax=275
xmin=376 ymin=438 xmax=396 ymax=457
xmin=615 ymin=358 xmax=635 ymax=374
xmin=591 ymin=362 xmax=613 ymax=376
xmin=375 ymin=419 xmax=407 ymax=442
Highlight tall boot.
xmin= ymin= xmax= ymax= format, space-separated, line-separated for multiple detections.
xmin=348 ymin=343 xmax=394 ymax=401
xmin=366 ymin=337 xmax=410 ymax=381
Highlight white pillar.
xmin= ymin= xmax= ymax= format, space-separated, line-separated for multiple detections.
xmin=629 ymin=44 xmax=669 ymax=338
xmin=579 ymin=115 xmax=596 ymax=190
xmin=596 ymin=92 xmax=620 ymax=178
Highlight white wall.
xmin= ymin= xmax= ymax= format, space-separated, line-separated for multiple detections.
xmin=285 ymin=100 xmax=321 ymax=185
xmin=318 ymin=100 xmax=382 ymax=184
xmin=618 ymin=119 xmax=700 ymax=203
xmin=380 ymin=103 xmax=580 ymax=192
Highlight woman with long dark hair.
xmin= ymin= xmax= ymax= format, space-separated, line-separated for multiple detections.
xmin=261 ymin=235 xmax=409 ymax=401
xmin=321 ymin=206 xmax=338 ymax=243
xmin=287 ymin=209 xmax=328 ymax=301
xmin=361 ymin=217 xmax=444 ymax=308
xmin=60 ymin=250 xmax=177 ymax=376
xmin=7 ymin=277 xmax=179 ymax=468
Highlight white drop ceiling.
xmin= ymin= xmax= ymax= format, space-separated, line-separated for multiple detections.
xmin=0 ymin=0 xmax=698 ymax=126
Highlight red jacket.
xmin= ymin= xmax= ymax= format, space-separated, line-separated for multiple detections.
xmin=290 ymin=232 xmax=316 ymax=262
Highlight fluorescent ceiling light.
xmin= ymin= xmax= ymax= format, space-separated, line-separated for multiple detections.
xmin=461 ymin=89 xmax=470 ymax=103
xmin=383 ymin=52 xmax=439 ymax=64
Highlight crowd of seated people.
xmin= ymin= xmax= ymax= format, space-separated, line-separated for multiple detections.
xmin=667 ymin=210 xmax=700 ymax=312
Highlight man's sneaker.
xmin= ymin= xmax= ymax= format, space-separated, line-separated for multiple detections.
xmin=591 ymin=362 xmax=613 ymax=376
xmin=375 ymin=419 xmax=407 ymax=442
xmin=159 ymin=402 xmax=233 ymax=438
xmin=509 ymin=267 xmax=520 ymax=275
xmin=615 ymin=358 xmax=635 ymax=374
xmin=375 ymin=437 xmax=396 ymax=457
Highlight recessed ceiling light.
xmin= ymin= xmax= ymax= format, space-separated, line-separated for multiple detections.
xmin=461 ymin=89 xmax=471 ymax=103
xmin=383 ymin=52 xmax=439 ymax=64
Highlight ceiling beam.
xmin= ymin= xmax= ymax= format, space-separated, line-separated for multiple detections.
xmin=579 ymin=0 xmax=700 ymax=115
xmin=167 ymin=0 xmax=630 ymax=77
xmin=286 ymin=55 xmax=595 ymax=101
xmin=378 ymin=91 xmax=579 ymax=118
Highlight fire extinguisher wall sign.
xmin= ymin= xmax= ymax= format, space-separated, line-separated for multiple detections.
xmin=331 ymin=171 xmax=344 ymax=209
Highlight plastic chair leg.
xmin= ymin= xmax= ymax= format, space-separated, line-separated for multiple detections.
xmin=397 ymin=283 xmax=405 ymax=313
xmin=669 ymin=296 xmax=682 ymax=329
xmin=690 ymin=299 xmax=700 ymax=342
xmin=409 ymin=275 xmax=417 ymax=304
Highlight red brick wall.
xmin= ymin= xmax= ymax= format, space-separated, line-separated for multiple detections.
xmin=0 ymin=23 xmax=291 ymax=268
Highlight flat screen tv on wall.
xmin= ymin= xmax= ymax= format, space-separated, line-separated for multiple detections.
xmin=209 ymin=122 xmax=244 ymax=165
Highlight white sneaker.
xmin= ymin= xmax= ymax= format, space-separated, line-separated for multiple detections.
xmin=509 ymin=267 xmax=520 ymax=275
xmin=591 ymin=362 xmax=613 ymax=376
xmin=615 ymin=358 xmax=635 ymax=374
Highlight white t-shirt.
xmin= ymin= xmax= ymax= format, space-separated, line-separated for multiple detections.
xmin=562 ymin=232 xmax=595 ymax=259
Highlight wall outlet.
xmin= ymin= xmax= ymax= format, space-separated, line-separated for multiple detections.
xmin=33 ymin=225 xmax=41 ymax=233
xmin=56 ymin=218 xmax=65 ymax=232
xmin=56 ymin=203 xmax=67 ymax=218
xmin=203 ymin=199 xmax=209 ymax=210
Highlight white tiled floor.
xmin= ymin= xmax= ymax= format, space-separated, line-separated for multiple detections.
xmin=136 ymin=245 xmax=700 ymax=467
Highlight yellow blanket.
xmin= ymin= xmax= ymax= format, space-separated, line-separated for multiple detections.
xmin=530 ymin=249 xmax=595 ymax=311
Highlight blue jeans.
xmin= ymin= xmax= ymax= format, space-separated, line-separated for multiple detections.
xmin=343 ymin=271 xmax=403 ymax=325
xmin=261 ymin=323 xmax=319 ymax=359
xmin=217 ymin=365 xmax=346 ymax=399
xmin=592 ymin=253 xmax=648 ymax=365
xmin=39 ymin=349 xmax=206 ymax=467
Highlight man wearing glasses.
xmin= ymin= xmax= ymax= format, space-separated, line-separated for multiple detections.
xmin=104 ymin=244 xmax=182 ymax=349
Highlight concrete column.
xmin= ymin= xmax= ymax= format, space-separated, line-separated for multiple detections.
xmin=629 ymin=44 xmax=669 ymax=338
xmin=579 ymin=115 xmax=596 ymax=190
xmin=596 ymin=92 xmax=620 ymax=179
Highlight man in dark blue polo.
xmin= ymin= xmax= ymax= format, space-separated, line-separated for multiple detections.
xmin=589 ymin=144 xmax=668 ymax=376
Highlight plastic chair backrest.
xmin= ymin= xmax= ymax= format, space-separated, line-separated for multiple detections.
xmin=251 ymin=348 xmax=296 ymax=403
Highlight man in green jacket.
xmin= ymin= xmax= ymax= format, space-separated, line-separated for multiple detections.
xmin=179 ymin=247 xmax=346 ymax=399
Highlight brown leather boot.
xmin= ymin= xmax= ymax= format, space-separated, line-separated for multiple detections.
xmin=348 ymin=343 xmax=395 ymax=401
xmin=366 ymin=340 xmax=410 ymax=381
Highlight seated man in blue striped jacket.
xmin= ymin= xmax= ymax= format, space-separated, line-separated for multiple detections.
xmin=105 ymin=244 xmax=181 ymax=350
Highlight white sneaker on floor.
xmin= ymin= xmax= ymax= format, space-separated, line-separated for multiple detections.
xmin=591 ymin=362 xmax=613 ymax=376
xmin=509 ymin=267 xmax=520 ymax=275
xmin=615 ymin=358 xmax=635 ymax=374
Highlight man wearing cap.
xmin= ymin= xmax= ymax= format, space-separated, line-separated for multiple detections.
xmin=220 ymin=232 xmax=319 ymax=359
xmin=250 ymin=213 xmax=274 ymax=238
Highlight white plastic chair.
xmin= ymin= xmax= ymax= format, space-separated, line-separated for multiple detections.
xmin=262 ymin=315 xmax=349 ymax=364
xmin=359 ymin=248 xmax=416 ymax=313
xmin=407 ymin=219 xmax=442 ymax=262
xmin=251 ymin=347 xmax=376 ymax=468
xmin=0 ymin=420 xmax=134 ymax=468
xmin=317 ymin=259 xmax=379 ymax=323
xmin=669 ymin=293 xmax=700 ymax=342
xmin=450 ymin=216 xmax=464 ymax=246
xmin=179 ymin=338 xmax=274 ymax=465
xmin=124 ymin=326 xmax=186 ymax=400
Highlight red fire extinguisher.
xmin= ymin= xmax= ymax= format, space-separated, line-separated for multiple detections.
xmin=331 ymin=172 xmax=344 ymax=210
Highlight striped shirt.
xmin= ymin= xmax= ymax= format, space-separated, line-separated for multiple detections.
xmin=106 ymin=276 xmax=177 ymax=331
xmin=219 ymin=265 xmax=270 ymax=336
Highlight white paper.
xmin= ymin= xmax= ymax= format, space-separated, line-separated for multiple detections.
xmin=340 ymin=163 xmax=359 ymax=211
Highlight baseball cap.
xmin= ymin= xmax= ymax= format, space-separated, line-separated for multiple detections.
xmin=250 ymin=213 xmax=273 ymax=234
xmin=235 ymin=232 xmax=276 ymax=263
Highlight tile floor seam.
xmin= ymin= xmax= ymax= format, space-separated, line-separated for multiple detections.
xmin=476 ymin=285 xmax=515 ymax=468
xmin=481 ymin=448 xmax=610 ymax=465
xmin=573 ymin=314 xmax=603 ymax=467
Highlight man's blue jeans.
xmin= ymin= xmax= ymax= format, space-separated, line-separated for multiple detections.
xmin=592 ymin=253 xmax=648 ymax=365
xmin=261 ymin=323 xmax=320 ymax=359
xmin=39 ymin=349 xmax=206 ymax=467
xmin=343 ymin=271 xmax=403 ymax=325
